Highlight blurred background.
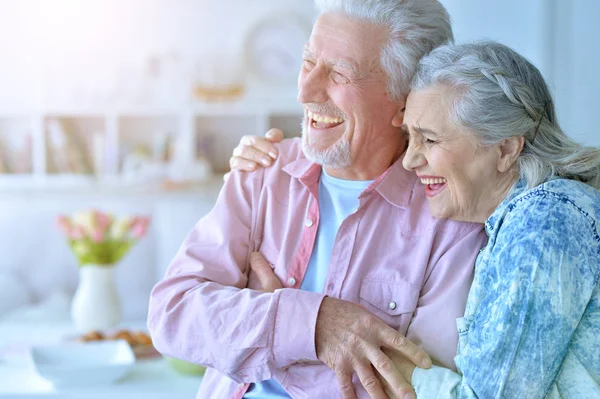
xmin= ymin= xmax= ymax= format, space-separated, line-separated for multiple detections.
xmin=0 ymin=0 xmax=598 ymax=322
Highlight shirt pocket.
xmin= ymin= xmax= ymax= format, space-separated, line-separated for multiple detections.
xmin=358 ymin=279 xmax=420 ymax=333
xmin=456 ymin=317 xmax=469 ymax=354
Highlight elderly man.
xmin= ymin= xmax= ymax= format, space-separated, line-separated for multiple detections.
xmin=147 ymin=1 xmax=487 ymax=399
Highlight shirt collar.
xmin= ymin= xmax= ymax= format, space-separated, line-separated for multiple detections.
xmin=282 ymin=157 xmax=322 ymax=187
xmin=282 ymin=152 xmax=417 ymax=209
xmin=368 ymin=153 xmax=417 ymax=209
xmin=484 ymin=179 xmax=528 ymax=236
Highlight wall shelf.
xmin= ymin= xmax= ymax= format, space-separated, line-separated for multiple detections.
xmin=0 ymin=99 xmax=304 ymax=189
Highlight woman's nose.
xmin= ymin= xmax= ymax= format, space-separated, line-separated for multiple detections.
xmin=402 ymin=141 xmax=426 ymax=172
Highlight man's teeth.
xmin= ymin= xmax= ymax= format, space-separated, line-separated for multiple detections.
xmin=421 ymin=178 xmax=448 ymax=185
xmin=307 ymin=111 xmax=344 ymax=124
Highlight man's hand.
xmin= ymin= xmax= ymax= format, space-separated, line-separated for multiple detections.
xmin=224 ymin=129 xmax=284 ymax=181
xmin=315 ymin=298 xmax=429 ymax=399
xmin=249 ymin=251 xmax=283 ymax=292
xmin=248 ymin=252 xmax=429 ymax=399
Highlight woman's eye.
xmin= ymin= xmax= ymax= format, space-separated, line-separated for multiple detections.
xmin=424 ymin=138 xmax=436 ymax=144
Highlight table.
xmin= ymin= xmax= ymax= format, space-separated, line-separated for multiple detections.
xmin=0 ymin=321 xmax=203 ymax=398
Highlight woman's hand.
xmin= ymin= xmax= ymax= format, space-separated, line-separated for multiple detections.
xmin=379 ymin=348 xmax=418 ymax=399
xmin=224 ymin=128 xmax=285 ymax=181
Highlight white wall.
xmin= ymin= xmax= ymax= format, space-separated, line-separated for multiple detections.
xmin=551 ymin=0 xmax=600 ymax=145
xmin=0 ymin=0 xmax=314 ymax=109
xmin=442 ymin=0 xmax=550 ymax=73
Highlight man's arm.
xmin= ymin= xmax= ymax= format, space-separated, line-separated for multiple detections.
xmin=147 ymin=167 xmax=325 ymax=384
xmin=248 ymin=251 xmax=433 ymax=399
xmin=411 ymin=198 xmax=598 ymax=398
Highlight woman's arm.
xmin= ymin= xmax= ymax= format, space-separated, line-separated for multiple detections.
xmin=225 ymin=129 xmax=286 ymax=180
xmin=411 ymin=194 xmax=598 ymax=398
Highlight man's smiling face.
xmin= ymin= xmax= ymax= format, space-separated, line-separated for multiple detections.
xmin=298 ymin=13 xmax=406 ymax=178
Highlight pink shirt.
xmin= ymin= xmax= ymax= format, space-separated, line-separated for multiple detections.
xmin=147 ymin=138 xmax=487 ymax=399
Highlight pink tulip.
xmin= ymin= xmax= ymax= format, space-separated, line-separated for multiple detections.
xmin=90 ymin=209 xmax=112 ymax=242
xmin=55 ymin=215 xmax=72 ymax=235
xmin=69 ymin=225 xmax=85 ymax=240
xmin=90 ymin=228 xmax=104 ymax=243
xmin=130 ymin=217 xmax=150 ymax=240
xmin=95 ymin=210 xmax=112 ymax=230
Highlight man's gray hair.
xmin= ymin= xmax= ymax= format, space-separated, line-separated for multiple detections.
xmin=314 ymin=0 xmax=454 ymax=101
xmin=411 ymin=41 xmax=600 ymax=189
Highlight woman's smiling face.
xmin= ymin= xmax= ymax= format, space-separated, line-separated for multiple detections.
xmin=402 ymin=85 xmax=516 ymax=223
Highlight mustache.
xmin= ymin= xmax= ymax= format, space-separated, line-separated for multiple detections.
xmin=304 ymin=104 xmax=346 ymax=119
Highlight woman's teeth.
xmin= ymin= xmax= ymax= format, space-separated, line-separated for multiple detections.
xmin=420 ymin=178 xmax=448 ymax=185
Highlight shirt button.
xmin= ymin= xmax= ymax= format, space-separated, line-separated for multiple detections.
xmin=388 ymin=301 xmax=397 ymax=310
xmin=287 ymin=277 xmax=297 ymax=286
xmin=304 ymin=218 xmax=314 ymax=228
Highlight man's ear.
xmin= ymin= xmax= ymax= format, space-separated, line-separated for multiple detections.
xmin=391 ymin=106 xmax=406 ymax=128
xmin=497 ymin=136 xmax=525 ymax=172
xmin=391 ymin=108 xmax=405 ymax=127
xmin=391 ymin=95 xmax=407 ymax=128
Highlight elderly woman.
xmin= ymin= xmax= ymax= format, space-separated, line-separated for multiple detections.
xmin=228 ymin=41 xmax=600 ymax=398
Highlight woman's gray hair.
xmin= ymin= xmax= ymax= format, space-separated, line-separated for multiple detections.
xmin=314 ymin=0 xmax=453 ymax=101
xmin=411 ymin=41 xmax=600 ymax=189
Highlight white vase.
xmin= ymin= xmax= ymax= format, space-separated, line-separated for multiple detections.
xmin=71 ymin=264 xmax=121 ymax=332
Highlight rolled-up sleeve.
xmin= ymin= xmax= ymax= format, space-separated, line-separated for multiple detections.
xmin=147 ymin=168 xmax=325 ymax=383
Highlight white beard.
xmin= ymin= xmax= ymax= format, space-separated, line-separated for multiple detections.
xmin=301 ymin=121 xmax=352 ymax=168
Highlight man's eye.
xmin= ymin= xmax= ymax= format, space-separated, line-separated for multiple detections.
xmin=425 ymin=138 xmax=436 ymax=144
xmin=303 ymin=60 xmax=315 ymax=70
xmin=332 ymin=71 xmax=349 ymax=84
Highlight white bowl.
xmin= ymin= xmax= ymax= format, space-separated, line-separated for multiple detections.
xmin=30 ymin=339 xmax=135 ymax=388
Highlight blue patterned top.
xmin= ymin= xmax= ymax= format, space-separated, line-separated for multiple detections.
xmin=412 ymin=178 xmax=600 ymax=398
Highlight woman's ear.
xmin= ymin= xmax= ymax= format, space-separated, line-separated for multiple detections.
xmin=497 ymin=136 xmax=525 ymax=172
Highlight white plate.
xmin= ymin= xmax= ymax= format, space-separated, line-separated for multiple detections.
xmin=30 ymin=339 xmax=135 ymax=388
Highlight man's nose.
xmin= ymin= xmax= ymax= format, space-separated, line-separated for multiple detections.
xmin=402 ymin=141 xmax=426 ymax=171
xmin=297 ymin=66 xmax=328 ymax=104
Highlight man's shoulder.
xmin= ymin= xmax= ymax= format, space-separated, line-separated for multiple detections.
xmin=264 ymin=137 xmax=314 ymax=182
xmin=403 ymin=183 xmax=485 ymax=239
xmin=228 ymin=137 xmax=304 ymax=186
xmin=272 ymin=137 xmax=304 ymax=167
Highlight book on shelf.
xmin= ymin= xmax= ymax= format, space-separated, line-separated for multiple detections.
xmin=0 ymin=133 xmax=32 ymax=175
xmin=0 ymin=146 xmax=10 ymax=174
xmin=46 ymin=119 xmax=94 ymax=175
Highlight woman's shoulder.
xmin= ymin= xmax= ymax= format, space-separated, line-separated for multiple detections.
xmin=511 ymin=179 xmax=600 ymax=222
xmin=487 ymin=179 xmax=600 ymax=281
xmin=497 ymin=179 xmax=600 ymax=248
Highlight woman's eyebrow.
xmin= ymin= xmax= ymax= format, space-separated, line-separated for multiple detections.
xmin=414 ymin=126 xmax=439 ymax=136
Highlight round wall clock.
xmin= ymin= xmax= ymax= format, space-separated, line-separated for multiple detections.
xmin=244 ymin=13 xmax=312 ymax=84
